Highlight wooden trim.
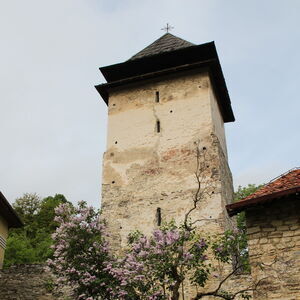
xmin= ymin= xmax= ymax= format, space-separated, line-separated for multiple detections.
xmin=0 ymin=235 xmax=6 ymax=250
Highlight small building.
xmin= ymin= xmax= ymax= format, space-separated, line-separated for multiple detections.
xmin=227 ymin=168 xmax=300 ymax=299
xmin=0 ymin=192 xmax=23 ymax=269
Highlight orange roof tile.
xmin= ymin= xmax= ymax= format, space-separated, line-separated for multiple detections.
xmin=226 ymin=168 xmax=300 ymax=216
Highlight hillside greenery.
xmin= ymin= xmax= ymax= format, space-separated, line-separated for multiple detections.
xmin=3 ymin=193 xmax=71 ymax=267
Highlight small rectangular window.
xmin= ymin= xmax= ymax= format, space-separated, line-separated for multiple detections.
xmin=155 ymin=91 xmax=159 ymax=103
xmin=156 ymin=120 xmax=160 ymax=133
xmin=156 ymin=208 xmax=162 ymax=226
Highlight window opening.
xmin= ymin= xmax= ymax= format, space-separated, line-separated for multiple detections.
xmin=155 ymin=91 xmax=160 ymax=103
xmin=156 ymin=120 xmax=160 ymax=133
xmin=156 ymin=208 xmax=162 ymax=226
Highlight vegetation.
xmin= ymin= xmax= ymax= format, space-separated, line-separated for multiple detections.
xmin=234 ymin=184 xmax=263 ymax=233
xmin=233 ymin=184 xmax=263 ymax=272
xmin=48 ymin=202 xmax=260 ymax=300
xmin=3 ymin=193 xmax=70 ymax=267
xmin=234 ymin=184 xmax=263 ymax=203
xmin=4 ymin=183 xmax=263 ymax=298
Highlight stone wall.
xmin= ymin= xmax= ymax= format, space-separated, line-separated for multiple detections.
xmin=0 ymin=264 xmax=65 ymax=300
xmin=101 ymin=70 xmax=232 ymax=251
xmin=101 ymin=68 xmax=237 ymax=299
xmin=246 ymin=196 xmax=300 ymax=300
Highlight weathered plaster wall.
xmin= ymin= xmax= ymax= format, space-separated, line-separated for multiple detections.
xmin=101 ymin=70 xmax=233 ymax=250
xmin=246 ymin=197 xmax=300 ymax=300
xmin=209 ymin=87 xmax=228 ymax=159
xmin=0 ymin=215 xmax=8 ymax=269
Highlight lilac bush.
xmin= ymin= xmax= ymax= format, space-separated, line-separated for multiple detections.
xmin=47 ymin=201 xmax=116 ymax=300
xmin=48 ymin=203 xmax=251 ymax=300
xmin=105 ymin=223 xmax=209 ymax=300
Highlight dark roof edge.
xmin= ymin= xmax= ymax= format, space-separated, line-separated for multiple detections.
xmin=95 ymin=59 xmax=235 ymax=123
xmin=99 ymin=42 xmax=216 ymax=83
xmin=96 ymin=59 xmax=214 ymax=96
xmin=0 ymin=192 xmax=23 ymax=228
xmin=226 ymin=186 xmax=300 ymax=216
xmin=100 ymin=41 xmax=213 ymax=73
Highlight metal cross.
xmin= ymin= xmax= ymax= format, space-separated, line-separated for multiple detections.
xmin=161 ymin=23 xmax=174 ymax=33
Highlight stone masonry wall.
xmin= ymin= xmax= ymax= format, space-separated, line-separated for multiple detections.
xmin=0 ymin=264 xmax=55 ymax=300
xmin=101 ymin=70 xmax=232 ymax=251
xmin=0 ymin=264 xmax=70 ymax=300
xmin=246 ymin=197 xmax=300 ymax=300
xmin=101 ymin=69 xmax=245 ymax=299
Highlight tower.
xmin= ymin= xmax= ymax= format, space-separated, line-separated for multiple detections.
xmin=96 ymin=33 xmax=235 ymax=249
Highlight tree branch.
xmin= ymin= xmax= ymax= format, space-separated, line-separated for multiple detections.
xmin=184 ymin=141 xmax=217 ymax=231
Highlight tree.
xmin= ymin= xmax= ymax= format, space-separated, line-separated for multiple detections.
xmin=49 ymin=204 xmax=260 ymax=300
xmin=234 ymin=184 xmax=263 ymax=203
xmin=13 ymin=193 xmax=41 ymax=238
xmin=233 ymin=184 xmax=263 ymax=273
xmin=36 ymin=194 xmax=68 ymax=233
xmin=47 ymin=201 xmax=115 ymax=300
xmin=3 ymin=193 xmax=70 ymax=267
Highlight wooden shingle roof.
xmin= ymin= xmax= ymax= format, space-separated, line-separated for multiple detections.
xmin=129 ymin=33 xmax=195 ymax=60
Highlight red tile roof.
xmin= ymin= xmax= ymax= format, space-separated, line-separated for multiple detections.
xmin=226 ymin=168 xmax=300 ymax=216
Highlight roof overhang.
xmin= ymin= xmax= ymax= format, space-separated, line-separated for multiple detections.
xmin=226 ymin=187 xmax=300 ymax=216
xmin=0 ymin=192 xmax=23 ymax=228
xmin=95 ymin=41 xmax=235 ymax=123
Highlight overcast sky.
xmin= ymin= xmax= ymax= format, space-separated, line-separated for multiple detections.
xmin=1 ymin=0 xmax=299 ymax=207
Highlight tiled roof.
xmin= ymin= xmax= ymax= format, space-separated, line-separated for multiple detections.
xmin=129 ymin=33 xmax=195 ymax=60
xmin=243 ymin=168 xmax=300 ymax=201
xmin=226 ymin=168 xmax=300 ymax=216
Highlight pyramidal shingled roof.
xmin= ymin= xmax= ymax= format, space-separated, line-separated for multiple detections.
xmin=129 ymin=33 xmax=195 ymax=60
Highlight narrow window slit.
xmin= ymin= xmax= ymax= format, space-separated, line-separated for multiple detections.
xmin=155 ymin=91 xmax=160 ymax=103
xmin=156 ymin=208 xmax=162 ymax=226
xmin=156 ymin=120 xmax=160 ymax=133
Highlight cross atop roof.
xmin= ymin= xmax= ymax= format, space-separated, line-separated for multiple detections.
xmin=161 ymin=23 xmax=174 ymax=33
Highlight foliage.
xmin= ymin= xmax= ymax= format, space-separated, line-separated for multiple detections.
xmin=36 ymin=194 xmax=68 ymax=233
xmin=234 ymin=184 xmax=263 ymax=203
xmin=105 ymin=222 xmax=209 ymax=299
xmin=49 ymin=204 xmax=254 ymax=300
xmin=4 ymin=232 xmax=37 ymax=265
xmin=232 ymin=184 xmax=263 ymax=273
xmin=47 ymin=201 xmax=115 ymax=300
xmin=233 ymin=184 xmax=263 ymax=234
xmin=3 ymin=193 xmax=70 ymax=268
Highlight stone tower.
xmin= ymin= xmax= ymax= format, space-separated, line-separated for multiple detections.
xmin=96 ymin=33 xmax=235 ymax=249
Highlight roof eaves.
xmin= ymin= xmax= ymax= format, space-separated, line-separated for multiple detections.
xmin=99 ymin=43 xmax=205 ymax=83
xmin=96 ymin=57 xmax=234 ymax=123
xmin=96 ymin=59 xmax=215 ymax=100
xmin=226 ymin=186 xmax=300 ymax=216
xmin=0 ymin=192 xmax=23 ymax=228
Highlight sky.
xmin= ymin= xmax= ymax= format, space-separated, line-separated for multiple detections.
xmin=0 ymin=0 xmax=299 ymax=208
